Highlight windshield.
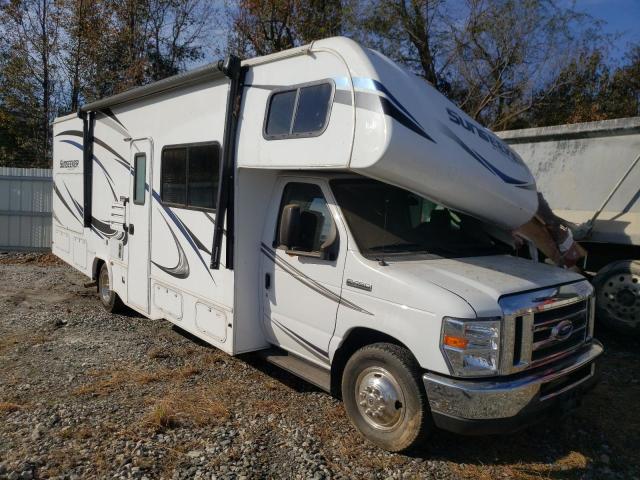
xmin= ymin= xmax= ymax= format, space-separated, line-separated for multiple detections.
xmin=330 ymin=178 xmax=513 ymax=258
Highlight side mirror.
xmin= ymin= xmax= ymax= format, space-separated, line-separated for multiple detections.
xmin=278 ymin=204 xmax=301 ymax=249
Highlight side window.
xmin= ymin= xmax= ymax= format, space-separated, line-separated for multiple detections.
xmin=133 ymin=153 xmax=146 ymax=205
xmin=276 ymin=182 xmax=334 ymax=253
xmin=161 ymin=147 xmax=186 ymax=205
xmin=161 ymin=143 xmax=220 ymax=210
xmin=188 ymin=144 xmax=218 ymax=209
xmin=264 ymin=81 xmax=333 ymax=139
xmin=265 ymin=90 xmax=297 ymax=136
xmin=292 ymin=83 xmax=332 ymax=134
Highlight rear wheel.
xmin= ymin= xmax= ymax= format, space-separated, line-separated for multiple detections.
xmin=98 ymin=262 xmax=123 ymax=313
xmin=341 ymin=342 xmax=432 ymax=452
xmin=593 ymin=260 xmax=640 ymax=335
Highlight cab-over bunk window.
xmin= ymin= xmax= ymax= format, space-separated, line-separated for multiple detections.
xmin=264 ymin=81 xmax=334 ymax=139
xmin=160 ymin=142 xmax=220 ymax=211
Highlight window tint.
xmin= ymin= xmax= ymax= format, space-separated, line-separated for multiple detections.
xmin=266 ymin=90 xmax=297 ymax=136
xmin=264 ymin=81 xmax=333 ymax=139
xmin=188 ymin=144 xmax=219 ymax=209
xmin=292 ymin=83 xmax=332 ymax=134
xmin=133 ymin=153 xmax=146 ymax=205
xmin=161 ymin=147 xmax=187 ymax=205
xmin=278 ymin=182 xmax=333 ymax=252
xmin=161 ymin=143 xmax=219 ymax=210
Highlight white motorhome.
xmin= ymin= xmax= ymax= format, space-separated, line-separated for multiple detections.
xmin=52 ymin=37 xmax=602 ymax=451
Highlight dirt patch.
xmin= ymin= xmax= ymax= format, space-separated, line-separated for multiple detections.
xmin=0 ymin=251 xmax=63 ymax=266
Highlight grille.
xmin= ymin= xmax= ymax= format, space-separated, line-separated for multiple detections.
xmin=530 ymin=300 xmax=588 ymax=367
xmin=499 ymin=281 xmax=594 ymax=375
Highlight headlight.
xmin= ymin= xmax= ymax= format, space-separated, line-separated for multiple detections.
xmin=441 ymin=317 xmax=501 ymax=377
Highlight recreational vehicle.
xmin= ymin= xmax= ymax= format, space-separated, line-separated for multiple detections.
xmin=52 ymin=37 xmax=602 ymax=452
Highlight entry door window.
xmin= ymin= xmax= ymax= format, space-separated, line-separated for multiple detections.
xmin=277 ymin=182 xmax=333 ymax=253
xmin=133 ymin=153 xmax=147 ymax=205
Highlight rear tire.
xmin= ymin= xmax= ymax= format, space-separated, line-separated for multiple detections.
xmin=593 ymin=260 xmax=640 ymax=336
xmin=341 ymin=342 xmax=432 ymax=452
xmin=98 ymin=262 xmax=124 ymax=313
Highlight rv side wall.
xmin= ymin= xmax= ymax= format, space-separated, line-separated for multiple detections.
xmin=53 ymin=78 xmax=242 ymax=355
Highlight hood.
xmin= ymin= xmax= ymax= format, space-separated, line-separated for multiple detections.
xmin=382 ymin=254 xmax=585 ymax=317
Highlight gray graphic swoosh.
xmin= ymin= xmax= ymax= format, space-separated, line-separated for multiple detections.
xmin=152 ymin=212 xmax=190 ymax=279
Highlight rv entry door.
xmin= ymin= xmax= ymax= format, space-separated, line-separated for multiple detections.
xmin=127 ymin=139 xmax=153 ymax=313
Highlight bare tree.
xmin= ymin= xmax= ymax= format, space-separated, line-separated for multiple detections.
xmin=448 ymin=0 xmax=598 ymax=129
xmin=1 ymin=0 xmax=62 ymax=165
xmin=228 ymin=0 xmax=343 ymax=57
xmin=346 ymin=0 xmax=450 ymax=87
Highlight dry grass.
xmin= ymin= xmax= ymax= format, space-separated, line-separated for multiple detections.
xmin=0 ymin=402 xmax=22 ymax=413
xmin=452 ymin=450 xmax=591 ymax=480
xmin=72 ymin=366 xmax=168 ymax=396
xmin=142 ymin=387 xmax=230 ymax=431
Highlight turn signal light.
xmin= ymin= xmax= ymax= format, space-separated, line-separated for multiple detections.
xmin=443 ymin=335 xmax=469 ymax=349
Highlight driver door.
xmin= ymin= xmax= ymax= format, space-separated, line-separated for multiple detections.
xmin=260 ymin=179 xmax=346 ymax=367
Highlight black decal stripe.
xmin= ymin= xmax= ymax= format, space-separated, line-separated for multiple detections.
xmin=91 ymin=217 xmax=117 ymax=237
xmin=152 ymin=211 xmax=190 ymax=279
xmin=93 ymin=157 xmax=118 ymax=200
xmin=53 ymin=183 xmax=82 ymax=225
xmin=64 ymin=182 xmax=84 ymax=217
xmin=101 ymin=108 xmax=127 ymax=130
xmin=260 ymin=243 xmax=373 ymax=316
xmin=58 ymin=136 xmax=130 ymax=172
xmin=439 ymin=123 xmax=531 ymax=186
xmin=57 ymin=130 xmax=130 ymax=170
xmin=261 ymin=246 xmax=341 ymax=304
xmin=355 ymin=92 xmax=435 ymax=143
xmin=182 ymin=222 xmax=211 ymax=255
xmin=271 ymin=318 xmax=329 ymax=361
xmin=91 ymin=226 xmax=105 ymax=239
xmin=334 ymin=91 xmax=435 ymax=143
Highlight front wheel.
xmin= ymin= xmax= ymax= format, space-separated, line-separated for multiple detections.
xmin=98 ymin=262 xmax=124 ymax=313
xmin=593 ymin=259 xmax=640 ymax=335
xmin=341 ymin=342 xmax=432 ymax=452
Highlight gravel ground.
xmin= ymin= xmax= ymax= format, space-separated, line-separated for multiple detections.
xmin=0 ymin=252 xmax=638 ymax=480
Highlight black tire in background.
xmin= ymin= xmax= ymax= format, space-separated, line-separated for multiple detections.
xmin=593 ymin=259 xmax=640 ymax=336
xmin=341 ymin=342 xmax=432 ymax=452
xmin=97 ymin=262 xmax=124 ymax=313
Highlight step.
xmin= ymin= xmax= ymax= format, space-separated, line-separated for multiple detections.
xmin=258 ymin=348 xmax=331 ymax=392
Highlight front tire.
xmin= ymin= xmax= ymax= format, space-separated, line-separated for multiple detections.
xmin=341 ymin=342 xmax=432 ymax=452
xmin=593 ymin=260 xmax=640 ymax=335
xmin=98 ymin=262 xmax=124 ymax=313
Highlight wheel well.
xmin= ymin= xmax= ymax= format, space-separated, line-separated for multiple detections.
xmin=93 ymin=258 xmax=105 ymax=287
xmin=330 ymin=327 xmax=411 ymax=398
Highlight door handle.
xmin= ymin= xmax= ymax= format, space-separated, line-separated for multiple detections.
xmin=265 ymin=273 xmax=271 ymax=290
xmin=128 ymin=223 xmax=134 ymax=235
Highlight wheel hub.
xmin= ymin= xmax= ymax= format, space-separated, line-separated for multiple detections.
xmin=599 ymin=272 xmax=639 ymax=326
xmin=355 ymin=367 xmax=405 ymax=431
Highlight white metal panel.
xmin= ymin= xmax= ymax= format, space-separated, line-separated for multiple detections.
xmin=498 ymin=117 xmax=640 ymax=244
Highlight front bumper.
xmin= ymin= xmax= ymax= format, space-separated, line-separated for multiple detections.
xmin=423 ymin=340 xmax=603 ymax=435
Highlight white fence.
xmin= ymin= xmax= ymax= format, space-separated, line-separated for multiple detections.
xmin=0 ymin=167 xmax=52 ymax=251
